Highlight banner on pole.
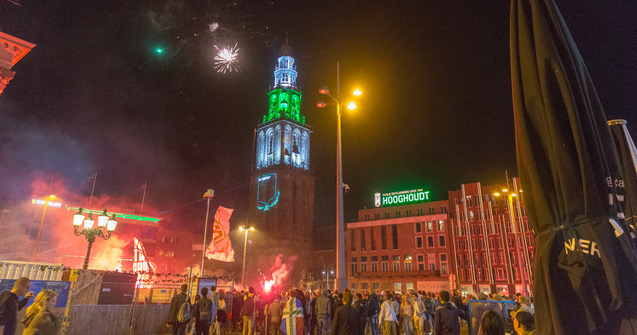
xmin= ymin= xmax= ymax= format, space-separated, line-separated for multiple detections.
xmin=205 ymin=206 xmax=235 ymax=262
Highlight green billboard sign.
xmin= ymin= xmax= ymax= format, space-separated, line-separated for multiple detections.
xmin=374 ymin=189 xmax=430 ymax=207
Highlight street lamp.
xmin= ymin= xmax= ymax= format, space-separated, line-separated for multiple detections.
xmin=72 ymin=208 xmax=118 ymax=269
xmin=239 ymin=225 xmax=255 ymax=287
xmin=494 ymin=190 xmax=529 ymax=297
xmin=317 ymin=85 xmax=360 ymax=292
xmin=31 ymin=194 xmax=57 ymax=261
xmin=322 ymin=270 xmax=334 ymax=290
xmin=201 ymin=189 xmax=214 ymax=277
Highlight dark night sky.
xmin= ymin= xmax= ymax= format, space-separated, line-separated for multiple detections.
xmin=0 ymin=1 xmax=635 ymax=230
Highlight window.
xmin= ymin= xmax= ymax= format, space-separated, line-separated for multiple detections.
xmin=351 ymin=257 xmax=358 ymax=274
xmin=381 ymin=226 xmax=388 ymax=250
xmin=406 ymin=209 xmax=412 ymax=216
xmin=438 ymin=220 xmax=445 ymax=231
xmin=365 ymin=214 xmax=369 ymax=220
xmin=394 ymin=282 xmax=402 ymax=291
xmin=375 ymin=213 xmax=380 ymax=220
xmin=393 ymin=255 xmax=400 ymax=271
xmin=416 ymin=236 xmax=423 ymax=248
xmin=371 ymin=256 xmax=378 ymax=272
xmin=404 ymin=255 xmax=413 ymax=271
xmin=415 ymin=222 xmax=422 ymax=233
xmin=427 ymin=236 xmax=434 ymax=248
xmin=428 ymin=254 xmax=436 ymax=270
xmin=439 ymin=235 xmax=446 ymax=247
xmin=350 ymin=230 xmax=355 ymax=251
xmin=362 ymin=283 xmax=369 ymax=290
xmin=351 ymin=283 xmax=357 ymax=290
xmin=361 ymin=257 xmax=368 ymax=272
xmin=385 ymin=212 xmax=390 ymax=219
xmin=426 ymin=221 xmax=433 ymax=231
xmin=373 ymin=282 xmax=380 ymax=290
xmin=406 ymin=282 xmax=414 ymax=291
xmin=392 ymin=225 xmax=398 ymax=249
xmin=382 ymin=256 xmax=389 ymax=272
xmin=371 ymin=228 xmax=377 ymax=250
xmin=395 ymin=211 xmax=401 ymax=218
xmin=440 ymin=254 xmax=448 ymax=275
xmin=360 ymin=229 xmax=366 ymax=251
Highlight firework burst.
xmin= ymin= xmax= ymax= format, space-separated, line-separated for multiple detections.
xmin=214 ymin=42 xmax=240 ymax=73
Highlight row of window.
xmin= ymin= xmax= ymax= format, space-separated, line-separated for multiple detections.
xmin=363 ymin=207 xmax=448 ymax=221
xmin=350 ymin=282 xmax=416 ymax=292
xmin=350 ymin=225 xmax=399 ymax=251
xmin=350 ymin=253 xmax=448 ymax=276
xmin=455 ymin=236 xmax=534 ymax=252
xmin=415 ymin=235 xmax=446 ymax=248
xmin=455 ymin=251 xmax=532 ymax=267
xmin=458 ymin=267 xmax=520 ymax=282
xmin=414 ymin=221 xmax=445 ymax=233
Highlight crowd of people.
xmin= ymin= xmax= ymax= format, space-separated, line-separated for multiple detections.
xmin=166 ymin=284 xmax=536 ymax=335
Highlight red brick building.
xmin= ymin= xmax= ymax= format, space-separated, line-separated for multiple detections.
xmin=346 ymin=190 xmax=453 ymax=293
xmin=448 ymin=180 xmax=534 ymax=296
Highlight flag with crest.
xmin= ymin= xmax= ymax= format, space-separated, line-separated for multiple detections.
xmin=205 ymin=206 xmax=235 ymax=262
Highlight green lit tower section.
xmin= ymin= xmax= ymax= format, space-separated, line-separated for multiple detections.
xmin=248 ymin=43 xmax=314 ymax=287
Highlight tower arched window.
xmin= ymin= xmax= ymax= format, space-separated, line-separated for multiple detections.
xmin=257 ymin=131 xmax=265 ymax=168
xmin=266 ymin=129 xmax=274 ymax=166
xmin=292 ymin=129 xmax=301 ymax=167
xmin=302 ymin=132 xmax=309 ymax=170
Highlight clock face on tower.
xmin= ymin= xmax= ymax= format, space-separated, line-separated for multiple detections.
xmin=256 ymin=173 xmax=280 ymax=211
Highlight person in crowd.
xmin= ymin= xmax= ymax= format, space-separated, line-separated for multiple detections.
xmin=232 ymin=291 xmax=243 ymax=327
xmin=353 ymin=293 xmax=368 ymax=335
xmin=412 ymin=292 xmax=426 ymax=335
xmin=266 ymin=294 xmax=283 ymax=335
xmin=209 ymin=287 xmax=219 ymax=335
xmin=378 ymin=292 xmax=397 ymax=335
xmin=0 ymin=277 xmax=34 ymax=335
xmin=332 ymin=293 xmax=343 ymax=322
xmin=511 ymin=310 xmax=535 ymax=335
xmin=21 ymin=289 xmax=59 ymax=335
xmin=241 ymin=287 xmax=256 ymax=335
xmin=367 ymin=289 xmax=380 ymax=335
xmin=309 ymin=292 xmax=317 ymax=335
xmin=516 ymin=296 xmax=534 ymax=316
xmin=400 ymin=294 xmax=414 ymax=335
xmin=194 ymin=287 xmax=212 ymax=335
xmin=433 ymin=290 xmax=467 ymax=335
xmin=315 ymin=290 xmax=331 ymax=335
xmin=168 ymin=284 xmax=191 ymax=335
xmin=477 ymin=310 xmax=504 ymax=335
xmin=331 ymin=291 xmax=359 ymax=335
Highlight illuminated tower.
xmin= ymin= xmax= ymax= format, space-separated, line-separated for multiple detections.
xmin=248 ymin=42 xmax=314 ymax=286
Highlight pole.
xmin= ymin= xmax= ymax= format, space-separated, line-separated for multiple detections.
xmin=241 ymin=229 xmax=249 ymax=287
xmin=507 ymin=194 xmax=529 ymax=296
xmin=31 ymin=198 xmax=50 ymax=261
xmin=201 ymin=190 xmax=214 ymax=277
xmin=140 ymin=182 xmax=147 ymax=214
xmin=89 ymin=172 xmax=97 ymax=208
xmin=83 ymin=239 xmax=94 ymax=270
xmin=335 ymin=101 xmax=347 ymax=291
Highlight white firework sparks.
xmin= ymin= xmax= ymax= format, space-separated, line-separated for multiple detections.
xmin=214 ymin=42 xmax=240 ymax=73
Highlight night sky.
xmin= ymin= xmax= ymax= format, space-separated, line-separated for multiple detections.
xmin=0 ymin=1 xmax=635 ymax=232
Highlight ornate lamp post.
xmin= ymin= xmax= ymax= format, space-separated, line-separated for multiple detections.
xmin=72 ymin=208 xmax=118 ymax=269
xmin=317 ymin=85 xmax=361 ymax=292
xmin=239 ymin=225 xmax=255 ymax=287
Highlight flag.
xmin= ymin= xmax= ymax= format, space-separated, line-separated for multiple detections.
xmin=280 ymin=297 xmax=304 ymax=335
xmin=133 ymin=237 xmax=155 ymax=272
xmin=205 ymin=206 xmax=235 ymax=262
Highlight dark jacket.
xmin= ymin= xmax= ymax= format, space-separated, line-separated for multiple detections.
xmin=0 ymin=291 xmax=29 ymax=335
xmin=168 ymin=292 xmax=189 ymax=323
xmin=332 ymin=299 xmax=343 ymax=321
xmin=22 ymin=310 xmax=61 ymax=335
xmin=433 ymin=302 xmax=467 ymax=335
xmin=331 ymin=304 xmax=359 ymax=335
xmin=368 ymin=293 xmax=380 ymax=317
xmin=354 ymin=299 xmax=369 ymax=332
xmin=194 ymin=296 xmax=212 ymax=323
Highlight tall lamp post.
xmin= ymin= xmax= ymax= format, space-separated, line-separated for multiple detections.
xmin=72 ymin=208 xmax=118 ymax=269
xmin=495 ymin=190 xmax=529 ymax=297
xmin=317 ymin=85 xmax=361 ymax=291
xmin=201 ymin=189 xmax=214 ymax=277
xmin=239 ymin=225 xmax=255 ymax=287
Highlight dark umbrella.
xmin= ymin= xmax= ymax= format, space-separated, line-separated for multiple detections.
xmin=510 ymin=0 xmax=637 ymax=334
xmin=609 ymin=119 xmax=637 ymax=235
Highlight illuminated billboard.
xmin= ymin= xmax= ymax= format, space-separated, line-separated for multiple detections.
xmin=374 ymin=189 xmax=430 ymax=207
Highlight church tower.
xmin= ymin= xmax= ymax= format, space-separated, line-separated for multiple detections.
xmin=247 ymin=42 xmax=314 ymax=286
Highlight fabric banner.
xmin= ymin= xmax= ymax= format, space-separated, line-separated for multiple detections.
xmin=133 ymin=237 xmax=156 ymax=273
xmin=280 ymin=297 xmax=304 ymax=335
xmin=205 ymin=206 xmax=235 ymax=262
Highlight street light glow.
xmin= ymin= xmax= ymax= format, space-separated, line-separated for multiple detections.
xmin=347 ymin=101 xmax=357 ymax=110
xmin=353 ymin=89 xmax=362 ymax=96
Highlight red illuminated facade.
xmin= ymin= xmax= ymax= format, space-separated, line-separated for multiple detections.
xmin=0 ymin=31 xmax=35 ymax=96
xmin=346 ymin=200 xmax=453 ymax=293
xmin=448 ymin=180 xmax=534 ymax=296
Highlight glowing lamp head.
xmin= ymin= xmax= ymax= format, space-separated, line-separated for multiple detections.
xmin=83 ymin=213 xmax=95 ymax=230
xmin=107 ymin=214 xmax=118 ymax=232
xmin=97 ymin=209 xmax=109 ymax=228
xmin=239 ymin=226 xmax=245 ymax=231
xmin=249 ymin=227 xmax=255 ymax=231
xmin=353 ymin=89 xmax=362 ymax=96
xmin=347 ymin=101 xmax=357 ymax=110
xmin=316 ymin=100 xmax=327 ymax=108
xmin=48 ymin=195 xmax=56 ymax=199
xmin=319 ymin=86 xmax=330 ymax=95
xmin=494 ymin=192 xmax=500 ymax=196
xmin=502 ymin=189 xmax=508 ymax=193
xmin=73 ymin=208 xmax=85 ymax=227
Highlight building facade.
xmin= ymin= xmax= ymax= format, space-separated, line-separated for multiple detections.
xmin=346 ymin=189 xmax=452 ymax=293
xmin=0 ymin=31 xmax=35 ymax=96
xmin=448 ymin=179 xmax=534 ymax=296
